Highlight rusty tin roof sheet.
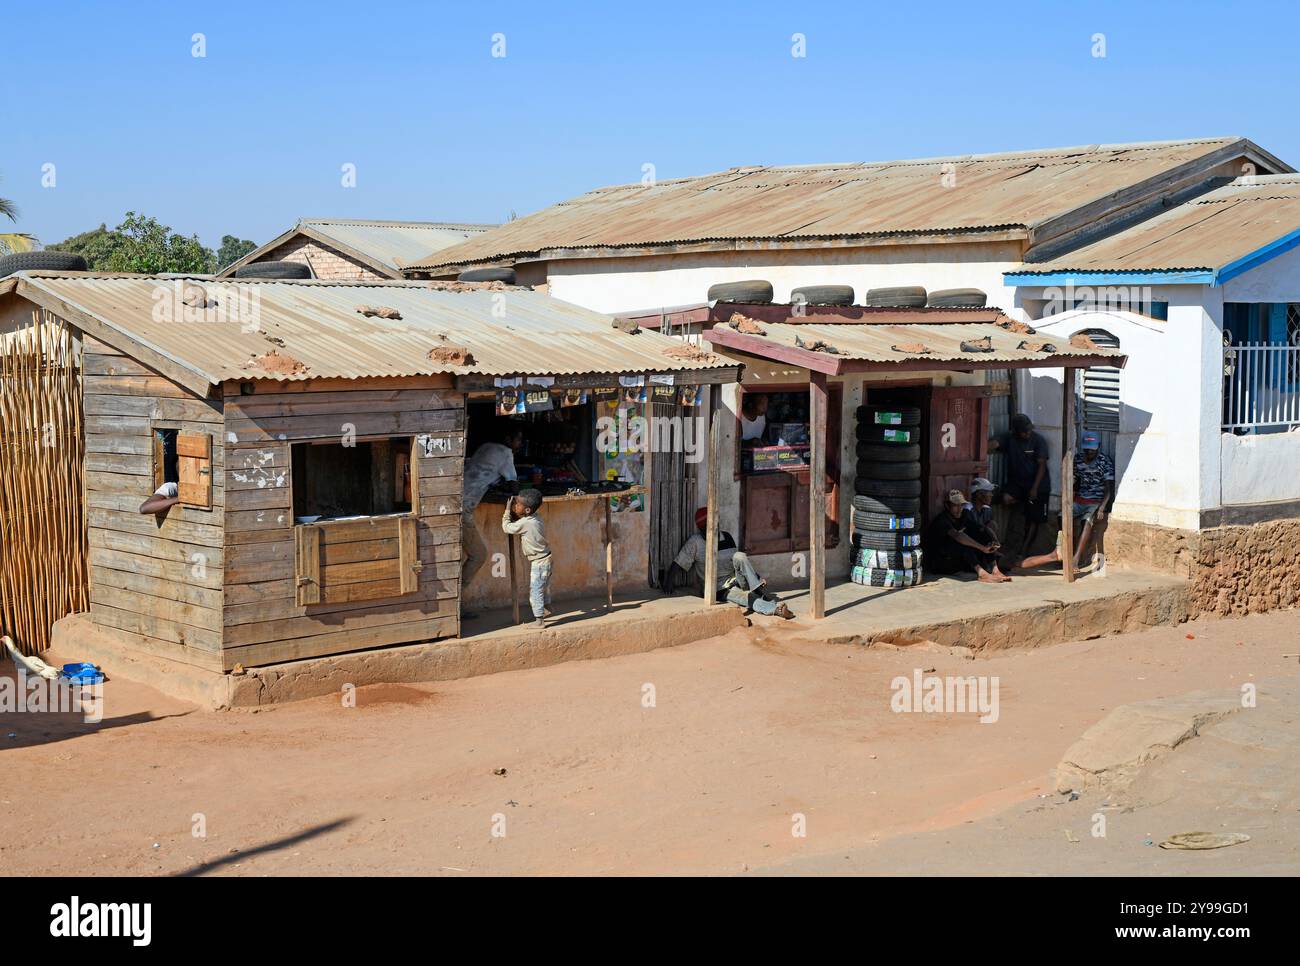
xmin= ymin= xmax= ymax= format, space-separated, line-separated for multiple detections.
xmin=406 ymin=138 xmax=1278 ymax=272
xmin=1012 ymin=175 xmax=1300 ymax=275
xmin=14 ymin=274 xmax=734 ymax=392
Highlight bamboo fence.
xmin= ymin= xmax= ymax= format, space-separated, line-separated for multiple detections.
xmin=0 ymin=309 xmax=87 ymax=655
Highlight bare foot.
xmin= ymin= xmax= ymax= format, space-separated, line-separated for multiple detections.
xmin=976 ymin=570 xmax=1003 ymax=584
xmin=992 ymin=567 xmax=1012 ymax=582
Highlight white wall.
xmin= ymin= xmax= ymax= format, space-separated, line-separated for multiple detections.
xmin=1220 ymin=242 xmax=1300 ymax=302
xmin=1221 ymin=429 xmax=1300 ymax=505
xmin=543 ymin=241 xmax=1024 ymax=317
xmin=1011 ymin=291 xmax=1217 ymax=530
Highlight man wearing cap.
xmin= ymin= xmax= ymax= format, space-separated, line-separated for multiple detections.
xmin=923 ymin=489 xmax=1011 ymax=584
xmin=966 ymin=477 xmax=999 ymax=533
xmin=989 ymin=413 xmax=1051 ymax=554
xmin=1017 ymin=431 xmax=1115 ymax=571
xmin=663 ymin=507 xmax=794 ymax=618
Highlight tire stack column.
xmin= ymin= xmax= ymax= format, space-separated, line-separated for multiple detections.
xmin=851 ymin=405 xmax=923 ymax=588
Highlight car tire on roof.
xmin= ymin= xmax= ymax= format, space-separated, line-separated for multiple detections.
xmin=707 ymin=280 xmax=774 ymax=304
xmin=0 ymin=251 xmax=88 ymax=278
xmin=458 ymin=267 xmax=517 ymax=284
xmin=853 ymin=476 xmax=922 ymax=498
xmin=234 ymin=261 xmax=313 ymax=280
xmin=790 ymin=284 xmax=854 ymax=306
xmin=862 ymin=285 xmax=927 ymax=308
xmin=927 ymin=288 xmax=988 ymax=308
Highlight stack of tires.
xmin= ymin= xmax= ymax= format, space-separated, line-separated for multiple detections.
xmin=851 ymin=404 xmax=923 ymax=588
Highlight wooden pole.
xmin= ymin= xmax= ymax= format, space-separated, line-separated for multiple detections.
xmin=604 ymin=498 xmax=614 ymax=609
xmin=508 ymin=533 xmax=520 ymax=623
xmin=1061 ymin=367 xmax=1076 ymax=584
xmin=703 ymin=385 xmax=722 ymax=605
xmin=809 ymin=372 xmax=828 ymax=618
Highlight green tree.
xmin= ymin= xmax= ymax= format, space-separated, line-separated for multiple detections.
xmin=47 ymin=212 xmax=215 ymax=273
xmin=216 ymin=234 xmax=257 ymax=270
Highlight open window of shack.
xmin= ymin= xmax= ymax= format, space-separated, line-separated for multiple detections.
xmin=290 ymin=435 xmax=420 ymax=607
xmin=736 ymin=385 xmax=841 ymax=554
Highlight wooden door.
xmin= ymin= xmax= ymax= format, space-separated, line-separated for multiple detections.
xmin=927 ymin=386 xmax=992 ymax=517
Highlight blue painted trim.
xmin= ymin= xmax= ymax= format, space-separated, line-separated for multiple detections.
xmin=1004 ymin=270 xmax=1214 ymax=287
xmin=1213 ymin=227 xmax=1300 ymax=286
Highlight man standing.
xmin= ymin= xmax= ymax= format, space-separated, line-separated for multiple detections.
xmin=989 ymin=413 xmax=1050 ymax=555
xmin=461 ymin=428 xmax=524 ymax=601
xmin=664 ymin=507 xmax=793 ymax=618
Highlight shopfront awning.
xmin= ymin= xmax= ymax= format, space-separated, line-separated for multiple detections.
xmin=703 ymin=312 xmax=1126 ymax=375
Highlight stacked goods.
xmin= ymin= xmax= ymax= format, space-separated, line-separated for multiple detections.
xmin=851 ymin=404 xmax=923 ymax=587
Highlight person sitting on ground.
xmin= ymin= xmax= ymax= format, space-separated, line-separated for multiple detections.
xmin=966 ymin=478 xmax=999 ymax=536
xmin=663 ymin=507 xmax=794 ymax=618
xmin=1017 ymin=430 xmax=1115 ymax=571
xmin=923 ymin=489 xmax=1011 ymax=584
xmin=501 ymin=487 xmax=551 ymax=628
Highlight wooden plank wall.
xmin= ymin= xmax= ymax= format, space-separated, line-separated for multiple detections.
xmin=219 ymin=377 xmax=464 ymax=669
xmin=82 ymin=338 xmax=226 ymax=669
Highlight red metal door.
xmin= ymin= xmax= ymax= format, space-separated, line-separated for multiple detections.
xmin=927 ymin=386 xmax=992 ymax=516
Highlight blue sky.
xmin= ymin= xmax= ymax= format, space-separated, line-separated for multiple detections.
xmin=4 ymin=0 xmax=1298 ymax=250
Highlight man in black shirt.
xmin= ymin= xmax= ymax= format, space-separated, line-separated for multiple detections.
xmin=923 ymin=489 xmax=1011 ymax=583
xmin=989 ymin=412 xmax=1051 ymax=555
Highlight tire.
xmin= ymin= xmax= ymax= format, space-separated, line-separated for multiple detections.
xmin=856 ymin=404 xmax=921 ymax=427
xmin=850 ymin=565 xmax=922 ymax=588
xmin=863 ymin=285 xmax=927 ymax=308
xmin=855 ymin=442 xmax=920 ymax=462
xmin=234 ymin=260 xmax=312 ymax=279
xmin=855 ymin=460 xmax=920 ymax=481
xmin=790 ymin=284 xmax=854 ymax=306
xmin=852 ymin=494 xmax=921 ymax=516
xmin=458 ymin=266 xmax=516 ymax=284
xmin=857 ymin=424 xmax=919 ymax=445
xmin=851 ymin=508 xmax=920 ymax=531
xmin=851 ymin=528 xmax=923 ymax=551
xmin=851 ymin=547 xmax=923 ymax=570
xmin=927 ymin=288 xmax=987 ymax=308
xmin=0 ymin=251 xmax=88 ymax=278
xmin=854 ymin=476 xmax=922 ymax=498
xmin=707 ymin=280 xmax=773 ymax=304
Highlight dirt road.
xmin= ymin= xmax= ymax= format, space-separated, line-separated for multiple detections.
xmin=2 ymin=610 xmax=1298 ymax=875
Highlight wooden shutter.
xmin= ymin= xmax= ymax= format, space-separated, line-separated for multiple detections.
xmin=398 ymin=516 xmax=421 ymax=594
xmin=176 ymin=432 xmax=213 ymax=508
xmin=1078 ymin=329 xmax=1121 ymax=436
xmin=295 ymin=525 xmax=322 ymax=606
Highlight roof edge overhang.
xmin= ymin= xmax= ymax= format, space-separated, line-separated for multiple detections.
xmin=1007 ymin=223 xmax=1300 ymax=289
xmin=402 ymin=227 xmax=1029 ymax=276
xmin=14 ymin=275 xmax=218 ymax=396
xmin=703 ymin=324 xmax=1126 ymax=376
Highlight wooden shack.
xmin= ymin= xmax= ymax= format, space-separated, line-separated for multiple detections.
xmin=5 ymin=273 xmax=737 ymax=671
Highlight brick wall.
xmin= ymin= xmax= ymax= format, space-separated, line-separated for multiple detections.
xmin=256 ymin=236 xmax=390 ymax=280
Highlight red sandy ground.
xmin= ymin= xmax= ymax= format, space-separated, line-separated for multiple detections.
xmin=2 ymin=611 xmax=1299 ymax=876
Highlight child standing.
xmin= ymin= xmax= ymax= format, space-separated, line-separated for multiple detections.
xmin=502 ymin=488 xmax=551 ymax=627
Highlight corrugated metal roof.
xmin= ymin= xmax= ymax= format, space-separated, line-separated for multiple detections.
xmin=218 ymin=218 xmax=497 ymax=278
xmin=1011 ymin=175 xmax=1300 ymax=275
xmin=300 ymin=219 xmax=495 ymax=271
xmin=707 ymin=318 xmax=1126 ymax=369
xmin=405 ymin=138 xmax=1276 ymax=272
xmin=15 ymin=274 xmax=733 ymax=392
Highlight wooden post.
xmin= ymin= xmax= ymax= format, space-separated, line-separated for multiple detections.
xmin=508 ymin=533 xmax=521 ymax=623
xmin=809 ymin=371 xmax=828 ymax=619
xmin=604 ymin=498 xmax=614 ymax=609
xmin=703 ymin=385 xmax=722 ymax=605
xmin=1061 ymin=367 xmax=1076 ymax=584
